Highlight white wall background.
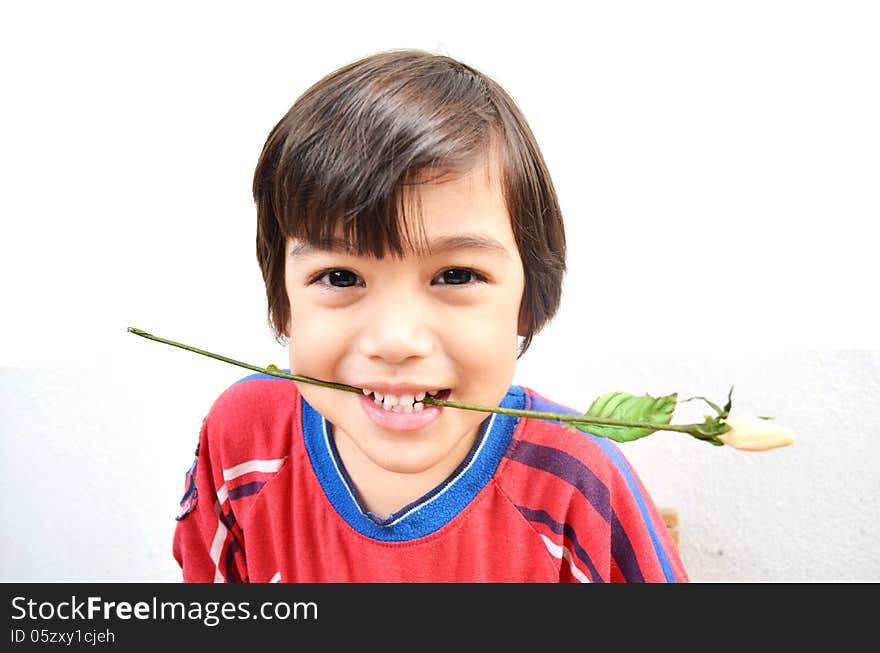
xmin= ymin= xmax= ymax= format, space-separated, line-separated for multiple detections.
xmin=1 ymin=1 xmax=877 ymax=582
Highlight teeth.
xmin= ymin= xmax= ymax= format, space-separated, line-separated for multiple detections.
xmin=363 ymin=388 xmax=444 ymax=411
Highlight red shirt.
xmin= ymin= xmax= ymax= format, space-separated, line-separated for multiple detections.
xmin=174 ymin=373 xmax=687 ymax=583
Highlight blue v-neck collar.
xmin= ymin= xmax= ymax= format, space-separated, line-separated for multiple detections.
xmin=301 ymin=386 xmax=525 ymax=542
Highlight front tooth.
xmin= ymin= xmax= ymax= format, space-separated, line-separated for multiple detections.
xmin=383 ymin=394 xmax=398 ymax=410
xmin=414 ymin=402 xmax=424 ymax=411
xmin=373 ymin=392 xmax=384 ymax=403
xmin=415 ymin=391 xmax=426 ymax=401
xmin=399 ymin=394 xmax=414 ymax=407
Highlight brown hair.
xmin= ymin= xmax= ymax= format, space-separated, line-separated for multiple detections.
xmin=253 ymin=49 xmax=566 ymax=356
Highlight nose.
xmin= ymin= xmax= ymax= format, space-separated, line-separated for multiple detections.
xmin=357 ymin=289 xmax=435 ymax=363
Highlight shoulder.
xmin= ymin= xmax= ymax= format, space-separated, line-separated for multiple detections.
xmin=501 ymin=386 xmax=687 ymax=583
xmin=509 ymin=386 xmax=630 ymax=482
xmin=500 ymin=386 xmax=648 ymax=510
xmin=201 ymin=371 xmax=302 ymax=465
xmin=208 ymin=371 xmax=301 ymax=420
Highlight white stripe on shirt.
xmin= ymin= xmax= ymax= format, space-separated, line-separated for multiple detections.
xmin=540 ymin=534 xmax=590 ymax=583
xmin=222 ymin=458 xmax=286 ymax=481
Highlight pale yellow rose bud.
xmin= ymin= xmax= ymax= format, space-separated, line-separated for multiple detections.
xmin=719 ymin=416 xmax=796 ymax=451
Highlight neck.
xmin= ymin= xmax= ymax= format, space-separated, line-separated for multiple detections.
xmin=331 ymin=427 xmax=480 ymax=520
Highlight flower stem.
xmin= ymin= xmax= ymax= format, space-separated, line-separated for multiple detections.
xmin=421 ymin=397 xmax=697 ymax=433
xmin=127 ymin=327 xmax=704 ymax=438
xmin=126 ymin=327 xmax=357 ymax=394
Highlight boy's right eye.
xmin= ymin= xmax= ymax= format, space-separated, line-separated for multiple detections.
xmin=315 ymin=269 xmax=364 ymax=288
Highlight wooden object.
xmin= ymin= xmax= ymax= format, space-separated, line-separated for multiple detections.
xmin=659 ymin=508 xmax=679 ymax=548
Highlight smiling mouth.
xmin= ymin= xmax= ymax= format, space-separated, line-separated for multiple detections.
xmin=360 ymin=388 xmax=452 ymax=413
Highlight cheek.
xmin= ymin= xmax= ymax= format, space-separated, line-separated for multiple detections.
xmin=286 ymin=302 xmax=351 ymax=372
xmin=441 ymin=304 xmax=521 ymax=369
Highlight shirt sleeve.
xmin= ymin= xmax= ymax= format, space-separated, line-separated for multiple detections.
xmin=501 ymin=395 xmax=689 ymax=583
xmin=172 ymin=417 xmax=248 ymax=583
xmin=603 ymin=450 xmax=689 ymax=583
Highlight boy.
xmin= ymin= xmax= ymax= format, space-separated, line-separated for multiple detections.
xmin=173 ymin=49 xmax=687 ymax=583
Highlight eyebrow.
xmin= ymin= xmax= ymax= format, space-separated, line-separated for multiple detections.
xmin=287 ymin=234 xmax=511 ymax=260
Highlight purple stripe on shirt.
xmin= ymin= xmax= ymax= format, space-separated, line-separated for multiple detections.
xmin=516 ymin=505 xmax=604 ymax=583
xmin=228 ymin=480 xmax=265 ymax=501
xmin=225 ymin=539 xmax=240 ymax=583
xmin=220 ymin=509 xmax=236 ymax=530
xmin=506 ymin=439 xmax=644 ymax=582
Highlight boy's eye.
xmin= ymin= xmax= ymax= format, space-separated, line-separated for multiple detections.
xmin=433 ymin=268 xmax=481 ymax=285
xmin=318 ymin=269 xmax=364 ymax=288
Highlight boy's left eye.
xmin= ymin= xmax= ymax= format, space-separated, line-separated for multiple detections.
xmin=432 ymin=268 xmax=483 ymax=285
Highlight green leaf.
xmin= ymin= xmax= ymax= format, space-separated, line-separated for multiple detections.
xmin=572 ymin=391 xmax=678 ymax=442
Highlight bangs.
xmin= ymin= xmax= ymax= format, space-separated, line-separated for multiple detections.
xmin=284 ymin=158 xmax=502 ymax=259
xmin=258 ymin=51 xmax=499 ymax=258
xmin=279 ymin=166 xmax=448 ymax=259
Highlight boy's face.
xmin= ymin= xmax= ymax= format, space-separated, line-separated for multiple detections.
xmin=284 ymin=161 xmax=525 ymax=478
